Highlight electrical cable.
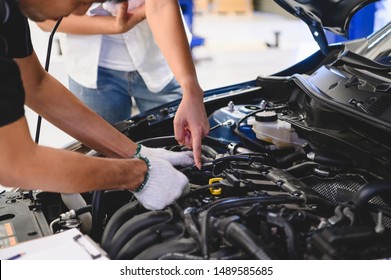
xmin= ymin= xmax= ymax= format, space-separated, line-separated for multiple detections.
xmin=34 ymin=17 xmax=63 ymax=144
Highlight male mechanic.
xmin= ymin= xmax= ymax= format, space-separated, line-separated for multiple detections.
xmin=0 ymin=0 xmax=209 ymax=210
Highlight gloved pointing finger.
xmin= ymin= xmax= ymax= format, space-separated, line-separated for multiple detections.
xmin=134 ymin=144 xmax=195 ymax=167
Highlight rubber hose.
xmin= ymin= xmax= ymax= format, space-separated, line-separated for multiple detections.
xmin=109 ymin=211 xmax=172 ymax=258
xmin=101 ymin=201 xmax=146 ymax=251
xmin=61 ymin=194 xmax=92 ymax=234
xmin=116 ymin=224 xmax=184 ymax=260
xmin=352 ymin=180 xmax=391 ymax=208
xmin=201 ymin=145 xmax=219 ymax=159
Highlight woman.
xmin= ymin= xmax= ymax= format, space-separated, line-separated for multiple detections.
xmin=38 ymin=1 xmax=191 ymax=124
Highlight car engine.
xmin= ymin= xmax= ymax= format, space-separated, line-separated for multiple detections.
xmin=98 ymin=100 xmax=391 ymax=260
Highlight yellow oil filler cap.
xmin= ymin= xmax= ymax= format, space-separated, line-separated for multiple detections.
xmin=208 ymin=178 xmax=223 ymax=195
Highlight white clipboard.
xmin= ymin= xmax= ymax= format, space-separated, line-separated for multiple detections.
xmin=0 ymin=228 xmax=108 ymax=260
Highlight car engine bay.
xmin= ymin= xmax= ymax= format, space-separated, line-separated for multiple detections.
xmin=1 ymin=17 xmax=391 ymax=260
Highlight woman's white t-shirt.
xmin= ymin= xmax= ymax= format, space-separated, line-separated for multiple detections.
xmin=59 ymin=2 xmax=191 ymax=92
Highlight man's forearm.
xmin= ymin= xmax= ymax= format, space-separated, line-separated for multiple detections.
xmin=0 ymin=117 xmax=146 ymax=193
xmin=31 ymin=75 xmax=137 ymax=158
xmin=16 ymin=52 xmax=137 ymax=159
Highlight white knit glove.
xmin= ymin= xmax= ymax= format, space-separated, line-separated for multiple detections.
xmin=134 ymin=157 xmax=189 ymax=210
xmin=134 ymin=144 xmax=195 ymax=167
xmin=102 ymin=0 xmax=144 ymax=15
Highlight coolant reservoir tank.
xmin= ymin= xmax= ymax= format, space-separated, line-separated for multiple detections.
xmin=252 ymin=111 xmax=303 ymax=147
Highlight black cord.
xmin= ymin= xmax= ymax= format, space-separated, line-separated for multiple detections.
xmin=34 ymin=17 xmax=63 ymax=144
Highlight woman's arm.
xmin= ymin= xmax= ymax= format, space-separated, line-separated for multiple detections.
xmin=145 ymin=0 xmax=210 ymax=169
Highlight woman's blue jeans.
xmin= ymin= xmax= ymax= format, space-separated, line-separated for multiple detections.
xmin=69 ymin=66 xmax=182 ymax=124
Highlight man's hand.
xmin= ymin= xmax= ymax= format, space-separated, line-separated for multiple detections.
xmin=173 ymin=86 xmax=210 ymax=169
xmin=133 ymin=157 xmax=189 ymax=210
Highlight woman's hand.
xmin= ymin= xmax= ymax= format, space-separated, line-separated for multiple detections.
xmin=104 ymin=2 xmax=146 ymax=34
xmin=114 ymin=2 xmax=146 ymax=33
xmin=174 ymin=84 xmax=210 ymax=169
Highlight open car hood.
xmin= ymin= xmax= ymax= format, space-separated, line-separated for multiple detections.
xmin=273 ymin=0 xmax=379 ymax=54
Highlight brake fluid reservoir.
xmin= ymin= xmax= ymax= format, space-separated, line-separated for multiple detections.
xmin=252 ymin=111 xmax=303 ymax=147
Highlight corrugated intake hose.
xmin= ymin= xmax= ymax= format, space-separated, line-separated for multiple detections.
xmin=101 ymin=201 xmax=147 ymax=251
xmin=116 ymin=223 xmax=185 ymax=260
xmin=108 ymin=210 xmax=173 ymax=259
